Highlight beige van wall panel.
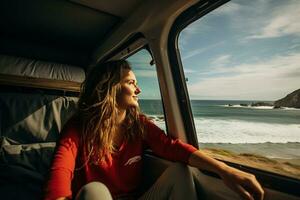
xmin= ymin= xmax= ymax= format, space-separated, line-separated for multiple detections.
xmin=92 ymin=0 xmax=198 ymax=63
xmin=70 ymin=0 xmax=142 ymax=18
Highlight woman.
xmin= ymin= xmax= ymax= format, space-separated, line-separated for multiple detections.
xmin=45 ymin=60 xmax=264 ymax=200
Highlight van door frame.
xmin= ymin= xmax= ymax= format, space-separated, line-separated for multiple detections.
xmin=167 ymin=0 xmax=300 ymax=197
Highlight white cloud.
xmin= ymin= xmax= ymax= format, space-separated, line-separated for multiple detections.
xmin=211 ymin=54 xmax=232 ymax=67
xmin=182 ymin=48 xmax=207 ymax=60
xmin=179 ymin=21 xmax=212 ymax=49
xmin=184 ymin=68 xmax=197 ymax=73
xmin=182 ymin=41 xmax=224 ymax=60
xmin=247 ymin=1 xmax=300 ymax=39
xmin=187 ymin=53 xmax=300 ymax=100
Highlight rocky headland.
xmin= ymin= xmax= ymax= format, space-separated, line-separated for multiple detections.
xmin=250 ymin=102 xmax=273 ymax=107
xmin=229 ymin=89 xmax=300 ymax=109
xmin=274 ymin=89 xmax=300 ymax=109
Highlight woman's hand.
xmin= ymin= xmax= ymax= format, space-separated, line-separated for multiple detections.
xmin=55 ymin=198 xmax=69 ymax=200
xmin=188 ymin=150 xmax=264 ymax=200
xmin=218 ymin=165 xmax=264 ymax=200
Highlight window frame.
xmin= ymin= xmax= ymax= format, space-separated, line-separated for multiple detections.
xmin=167 ymin=0 xmax=300 ymax=196
xmin=125 ymin=48 xmax=168 ymax=133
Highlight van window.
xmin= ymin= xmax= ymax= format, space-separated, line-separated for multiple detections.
xmin=178 ymin=0 xmax=300 ymax=179
xmin=126 ymin=49 xmax=166 ymax=131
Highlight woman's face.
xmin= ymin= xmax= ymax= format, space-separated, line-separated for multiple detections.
xmin=117 ymin=69 xmax=141 ymax=110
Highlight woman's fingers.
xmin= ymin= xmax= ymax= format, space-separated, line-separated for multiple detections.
xmin=221 ymin=167 xmax=265 ymax=200
xmin=235 ymin=185 xmax=254 ymax=200
xmin=244 ymin=175 xmax=264 ymax=200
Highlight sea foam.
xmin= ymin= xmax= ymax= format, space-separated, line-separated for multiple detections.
xmin=194 ymin=118 xmax=300 ymax=143
xmin=221 ymin=105 xmax=274 ymax=109
xmin=222 ymin=104 xmax=300 ymax=110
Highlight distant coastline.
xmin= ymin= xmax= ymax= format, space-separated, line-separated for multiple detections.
xmin=224 ymin=88 xmax=300 ymax=109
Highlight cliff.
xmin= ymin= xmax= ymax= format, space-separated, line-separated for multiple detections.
xmin=274 ymin=89 xmax=300 ymax=108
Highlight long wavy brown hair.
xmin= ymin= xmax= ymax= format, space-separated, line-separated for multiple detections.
xmin=78 ymin=60 xmax=145 ymax=163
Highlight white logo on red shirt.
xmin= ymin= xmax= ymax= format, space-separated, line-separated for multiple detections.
xmin=124 ymin=155 xmax=141 ymax=166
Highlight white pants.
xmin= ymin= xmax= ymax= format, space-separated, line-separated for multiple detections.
xmin=75 ymin=163 xmax=198 ymax=200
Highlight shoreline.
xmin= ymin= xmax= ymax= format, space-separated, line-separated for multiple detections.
xmin=202 ymin=148 xmax=300 ymax=179
xmin=199 ymin=142 xmax=300 ymax=161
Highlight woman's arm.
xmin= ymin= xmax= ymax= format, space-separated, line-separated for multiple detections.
xmin=44 ymin=121 xmax=80 ymax=200
xmin=143 ymin=119 xmax=264 ymax=199
xmin=188 ymin=150 xmax=264 ymax=200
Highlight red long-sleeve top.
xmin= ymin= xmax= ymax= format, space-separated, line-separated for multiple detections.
xmin=44 ymin=117 xmax=197 ymax=200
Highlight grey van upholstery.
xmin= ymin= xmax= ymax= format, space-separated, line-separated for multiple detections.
xmin=0 ymin=55 xmax=81 ymax=200
xmin=0 ymin=93 xmax=78 ymax=200
xmin=0 ymin=54 xmax=85 ymax=82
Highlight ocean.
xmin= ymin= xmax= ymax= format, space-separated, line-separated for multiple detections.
xmin=139 ymin=99 xmax=300 ymax=161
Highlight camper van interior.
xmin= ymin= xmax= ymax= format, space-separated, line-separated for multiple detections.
xmin=1 ymin=0 xmax=300 ymax=199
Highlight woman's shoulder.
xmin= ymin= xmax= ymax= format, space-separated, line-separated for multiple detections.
xmin=64 ymin=114 xmax=81 ymax=127
xmin=138 ymin=113 xmax=147 ymax=122
xmin=139 ymin=114 xmax=153 ymax=125
xmin=60 ymin=114 xmax=82 ymax=138
xmin=138 ymin=114 xmax=159 ymax=130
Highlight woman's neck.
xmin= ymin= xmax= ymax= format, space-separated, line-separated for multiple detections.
xmin=117 ymin=109 xmax=126 ymax=125
xmin=113 ymin=109 xmax=126 ymax=149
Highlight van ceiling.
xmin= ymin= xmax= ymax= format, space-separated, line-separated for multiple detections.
xmin=0 ymin=0 xmax=142 ymax=68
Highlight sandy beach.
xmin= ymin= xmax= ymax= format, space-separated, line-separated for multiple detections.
xmin=203 ymin=148 xmax=300 ymax=179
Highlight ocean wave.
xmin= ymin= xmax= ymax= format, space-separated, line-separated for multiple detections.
xmin=147 ymin=114 xmax=300 ymax=143
xmin=147 ymin=114 xmax=165 ymax=121
xmin=281 ymin=107 xmax=300 ymax=110
xmin=200 ymin=141 xmax=300 ymax=145
xmin=146 ymin=113 xmax=300 ymax=159
xmin=221 ymin=104 xmax=274 ymax=109
xmin=221 ymin=105 xmax=300 ymax=110
xmin=194 ymin=118 xmax=300 ymax=144
xmin=148 ymin=115 xmax=166 ymax=130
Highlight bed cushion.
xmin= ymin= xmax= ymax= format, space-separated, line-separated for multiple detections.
xmin=0 ymin=93 xmax=78 ymax=143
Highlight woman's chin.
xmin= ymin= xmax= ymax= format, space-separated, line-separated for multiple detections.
xmin=130 ymin=102 xmax=139 ymax=108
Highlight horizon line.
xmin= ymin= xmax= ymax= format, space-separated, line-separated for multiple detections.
xmin=139 ymin=98 xmax=275 ymax=101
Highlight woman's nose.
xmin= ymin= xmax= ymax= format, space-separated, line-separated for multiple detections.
xmin=135 ymin=86 xmax=141 ymax=94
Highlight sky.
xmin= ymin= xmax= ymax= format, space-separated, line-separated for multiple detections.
xmin=128 ymin=0 xmax=300 ymax=100
xmin=179 ymin=0 xmax=300 ymax=100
